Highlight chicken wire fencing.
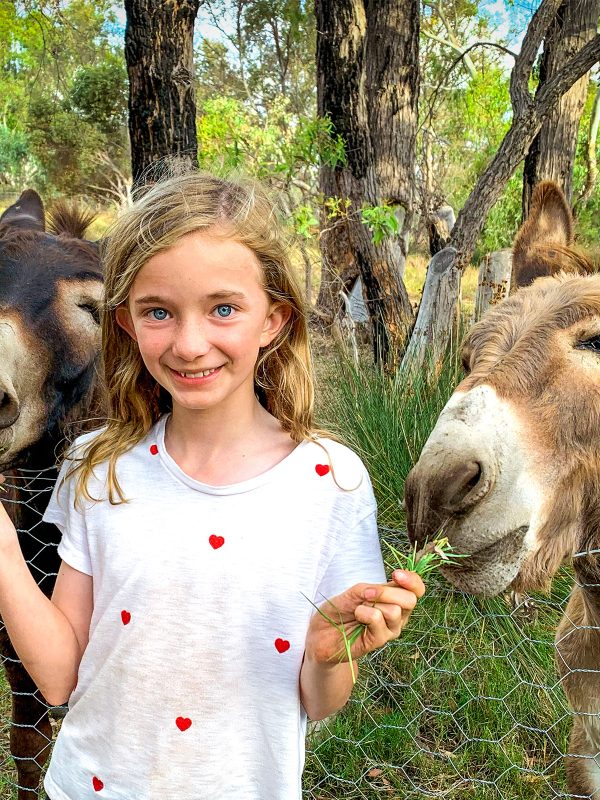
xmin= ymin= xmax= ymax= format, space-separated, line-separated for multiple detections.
xmin=0 ymin=483 xmax=596 ymax=799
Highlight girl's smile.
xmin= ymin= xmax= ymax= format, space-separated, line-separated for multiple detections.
xmin=115 ymin=230 xmax=290 ymax=420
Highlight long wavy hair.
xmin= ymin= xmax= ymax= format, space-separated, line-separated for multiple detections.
xmin=71 ymin=171 xmax=319 ymax=504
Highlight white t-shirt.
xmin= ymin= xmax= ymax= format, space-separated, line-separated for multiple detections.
xmin=42 ymin=415 xmax=385 ymax=800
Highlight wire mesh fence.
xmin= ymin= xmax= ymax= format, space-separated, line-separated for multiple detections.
xmin=0 ymin=491 xmax=596 ymax=799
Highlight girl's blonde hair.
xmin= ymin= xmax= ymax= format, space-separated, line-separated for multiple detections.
xmin=72 ymin=170 xmax=317 ymax=504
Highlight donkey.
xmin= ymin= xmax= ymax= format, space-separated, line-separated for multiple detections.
xmin=0 ymin=189 xmax=103 ymax=798
xmin=404 ymin=182 xmax=600 ymax=798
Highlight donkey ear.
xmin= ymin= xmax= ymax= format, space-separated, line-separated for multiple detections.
xmin=0 ymin=189 xmax=45 ymax=232
xmin=512 ymin=181 xmax=581 ymax=289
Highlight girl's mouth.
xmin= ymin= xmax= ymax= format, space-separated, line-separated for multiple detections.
xmin=169 ymin=365 xmax=223 ymax=383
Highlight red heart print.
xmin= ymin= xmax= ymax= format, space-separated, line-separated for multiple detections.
xmin=92 ymin=776 xmax=104 ymax=792
xmin=275 ymin=638 xmax=290 ymax=653
xmin=121 ymin=610 xmax=131 ymax=625
xmin=315 ymin=464 xmax=330 ymax=477
xmin=176 ymin=716 xmax=192 ymax=731
xmin=209 ymin=535 xmax=225 ymax=549
xmin=150 ymin=444 xmax=158 ymax=455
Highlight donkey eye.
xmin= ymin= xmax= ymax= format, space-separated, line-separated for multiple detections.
xmin=78 ymin=302 xmax=100 ymax=325
xmin=576 ymin=336 xmax=600 ymax=353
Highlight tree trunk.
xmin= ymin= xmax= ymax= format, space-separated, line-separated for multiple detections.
xmin=473 ymin=249 xmax=512 ymax=322
xmin=125 ymin=0 xmax=200 ymax=185
xmin=315 ymin=0 xmax=417 ymax=363
xmin=522 ymin=0 xmax=599 ymax=216
xmin=401 ymin=247 xmax=460 ymax=377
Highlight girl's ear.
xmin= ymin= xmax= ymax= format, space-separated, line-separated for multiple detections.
xmin=115 ymin=305 xmax=138 ymax=341
xmin=260 ymin=302 xmax=292 ymax=347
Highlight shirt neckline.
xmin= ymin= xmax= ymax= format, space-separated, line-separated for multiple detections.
xmin=154 ymin=414 xmax=309 ymax=495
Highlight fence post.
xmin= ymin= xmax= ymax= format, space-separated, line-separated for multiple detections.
xmin=401 ymin=246 xmax=460 ymax=377
xmin=473 ymin=249 xmax=512 ymax=323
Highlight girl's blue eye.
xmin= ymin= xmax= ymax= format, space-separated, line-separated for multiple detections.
xmin=216 ymin=305 xmax=233 ymax=318
xmin=150 ymin=308 xmax=168 ymax=321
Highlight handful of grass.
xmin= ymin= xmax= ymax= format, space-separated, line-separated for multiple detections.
xmin=308 ymin=537 xmax=467 ymax=684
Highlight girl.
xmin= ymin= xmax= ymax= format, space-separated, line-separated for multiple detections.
xmin=0 ymin=171 xmax=425 ymax=799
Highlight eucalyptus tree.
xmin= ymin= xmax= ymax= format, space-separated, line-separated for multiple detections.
xmin=315 ymin=0 xmax=418 ymax=364
xmin=124 ymin=0 xmax=200 ymax=184
xmin=522 ymin=0 xmax=600 ymax=216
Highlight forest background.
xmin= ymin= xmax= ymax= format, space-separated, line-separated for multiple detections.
xmin=1 ymin=0 xmax=598 ymax=289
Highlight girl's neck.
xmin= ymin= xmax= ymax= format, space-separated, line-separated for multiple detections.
xmin=163 ymin=399 xmax=296 ymax=485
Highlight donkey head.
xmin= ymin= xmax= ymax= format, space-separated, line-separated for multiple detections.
xmin=0 ymin=190 xmax=103 ymax=469
xmin=404 ymin=182 xmax=600 ymax=596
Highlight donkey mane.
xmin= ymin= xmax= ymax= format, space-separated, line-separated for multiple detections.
xmin=47 ymin=200 xmax=96 ymax=240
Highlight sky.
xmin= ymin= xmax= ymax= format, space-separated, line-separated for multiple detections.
xmin=110 ymin=1 xmax=537 ymax=51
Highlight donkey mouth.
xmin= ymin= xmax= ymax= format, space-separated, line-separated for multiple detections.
xmin=440 ymin=525 xmax=529 ymax=597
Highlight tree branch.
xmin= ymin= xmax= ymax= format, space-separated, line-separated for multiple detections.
xmin=421 ymin=29 xmax=477 ymax=80
xmin=535 ymin=34 xmax=600 ymax=118
xmin=509 ymin=0 xmax=563 ymax=112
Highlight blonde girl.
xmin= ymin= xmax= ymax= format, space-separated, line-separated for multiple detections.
xmin=0 ymin=171 xmax=424 ymax=799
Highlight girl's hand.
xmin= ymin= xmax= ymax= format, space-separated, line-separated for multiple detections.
xmin=304 ymin=570 xmax=426 ymax=666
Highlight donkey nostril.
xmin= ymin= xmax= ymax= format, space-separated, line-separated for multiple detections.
xmin=445 ymin=460 xmax=487 ymax=512
xmin=0 ymin=390 xmax=20 ymax=428
xmin=464 ymin=461 xmax=482 ymax=492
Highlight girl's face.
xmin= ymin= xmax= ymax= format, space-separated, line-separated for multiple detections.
xmin=115 ymin=230 xmax=290 ymax=419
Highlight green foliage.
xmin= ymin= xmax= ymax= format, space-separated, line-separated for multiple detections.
xmin=474 ymin=169 xmax=523 ymax=261
xmin=69 ymin=60 xmax=128 ymax=136
xmin=294 ymin=204 xmax=318 ymax=238
xmin=27 ymin=97 xmax=106 ymax=195
xmin=197 ymin=96 xmax=345 ymax=238
xmin=0 ymin=0 xmax=129 ymax=196
xmin=361 ymin=204 xmax=401 ymax=246
xmin=0 ymin=125 xmax=35 ymax=187
xmin=197 ymin=0 xmax=315 ymax=115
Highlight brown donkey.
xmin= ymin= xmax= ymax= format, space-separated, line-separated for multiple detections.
xmin=0 ymin=190 xmax=103 ymax=797
xmin=405 ymin=182 xmax=600 ymax=797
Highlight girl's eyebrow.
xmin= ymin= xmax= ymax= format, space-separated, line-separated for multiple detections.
xmin=133 ymin=290 xmax=247 ymax=306
xmin=206 ymin=291 xmax=247 ymax=301
xmin=133 ymin=295 xmax=167 ymax=306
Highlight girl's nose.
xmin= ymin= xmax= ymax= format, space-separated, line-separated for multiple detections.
xmin=171 ymin=320 xmax=211 ymax=361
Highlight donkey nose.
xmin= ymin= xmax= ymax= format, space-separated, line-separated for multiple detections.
xmin=404 ymin=454 xmax=492 ymax=545
xmin=0 ymin=385 xmax=20 ymax=428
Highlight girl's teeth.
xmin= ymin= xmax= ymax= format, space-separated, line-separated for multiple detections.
xmin=179 ymin=368 xmax=217 ymax=378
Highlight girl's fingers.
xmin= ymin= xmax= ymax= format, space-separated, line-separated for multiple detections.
xmin=354 ymin=601 xmax=408 ymax=639
xmin=363 ymin=585 xmax=419 ymax=611
xmin=391 ymin=569 xmax=426 ymax=598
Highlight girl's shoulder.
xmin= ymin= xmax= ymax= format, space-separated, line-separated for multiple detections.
xmin=63 ymin=425 xmax=108 ymax=460
xmin=303 ymin=436 xmax=371 ymax=489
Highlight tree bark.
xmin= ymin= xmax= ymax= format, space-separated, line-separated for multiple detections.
xmin=125 ymin=0 xmax=200 ymax=185
xmin=401 ymin=247 xmax=460 ymax=377
xmin=522 ymin=0 xmax=600 ymax=217
xmin=315 ymin=0 xmax=417 ymax=363
xmin=473 ymin=249 xmax=512 ymax=323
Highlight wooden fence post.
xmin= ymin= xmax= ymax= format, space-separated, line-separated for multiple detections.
xmin=473 ymin=249 xmax=513 ymax=323
xmin=401 ymin=247 xmax=460 ymax=377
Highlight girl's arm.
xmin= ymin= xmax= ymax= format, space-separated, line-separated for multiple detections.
xmin=0 ymin=504 xmax=92 ymax=706
xmin=300 ymin=570 xmax=425 ymax=720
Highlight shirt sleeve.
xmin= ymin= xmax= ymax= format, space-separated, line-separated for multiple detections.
xmin=315 ymin=475 xmax=386 ymax=600
xmin=42 ymin=457 xmax=93 ymax=576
